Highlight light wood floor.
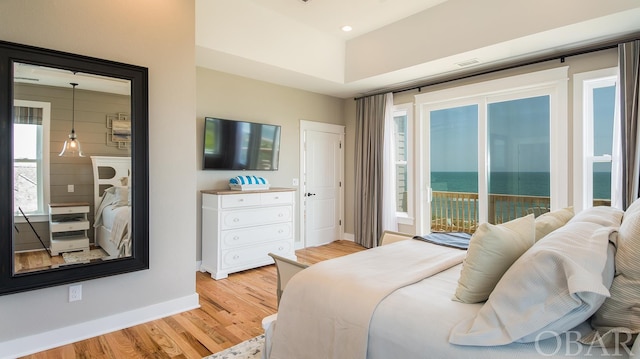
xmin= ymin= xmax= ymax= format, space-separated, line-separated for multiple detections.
xmin=21 ymin=240 xmax=365 ymax=359
xmin=14 ymin=246 xmax=108 ymax=274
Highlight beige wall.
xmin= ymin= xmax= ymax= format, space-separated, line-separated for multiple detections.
xmin=196 ymin=67 xmax=345 ymax=257
xmin=343 ymin=49 xmax=618 ymax=236
xmin=0 ymin=0 xmax=197 ymax=351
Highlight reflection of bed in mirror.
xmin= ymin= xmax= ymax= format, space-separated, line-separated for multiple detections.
xmin=91 ymin=156 xmax=131 ymax=259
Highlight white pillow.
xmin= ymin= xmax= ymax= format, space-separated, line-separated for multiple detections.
xmin=585 ymin=198 xmax=640 ymax=347
xmin=106 ymin=186 xmax=129 ymax=207
xmin=453 ymin=214 xmax=535 ymax=304
xmin=534 ymin=207 xmax=574 ymax=241
xmin=449 ymin=206 xmax=623 ymax=346
xmin=569 ymin=205 xmax=623 ymax=227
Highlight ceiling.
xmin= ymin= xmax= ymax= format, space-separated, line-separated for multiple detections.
xmin=14 ymin=62 xmax=131 ymax=95
xmin=196 ymin=0 xmax=640 ymax=99
xmin=237 ymin=0 xmax=450 ymax=41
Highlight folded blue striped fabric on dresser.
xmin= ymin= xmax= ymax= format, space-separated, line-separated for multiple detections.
xmin=229 ymin=175 xmax=269 ymax=185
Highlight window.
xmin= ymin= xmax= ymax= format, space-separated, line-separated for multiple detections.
xmin=13 ymin=100 xmax=51 ymax=222
xmin=573 ymin=68 xmax=618 ymax=212
xmin=392 ymin=103 xmax=413 ymax=223
xmin=416 ymin=67 xmax=568 ymax=234
xmin=429 ymin=104 xmax=478 ymax=232
xmin=487 ymin=95 xmax=551 ymax=223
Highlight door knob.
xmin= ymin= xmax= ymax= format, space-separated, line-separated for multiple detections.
xmin=305 ymin=192 xmax=316 ymax=197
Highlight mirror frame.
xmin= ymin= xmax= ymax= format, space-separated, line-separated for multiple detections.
xmin=0 ymin=40 xmax=149 ymax=295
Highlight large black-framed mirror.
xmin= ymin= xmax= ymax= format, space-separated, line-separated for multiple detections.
xmin=0 ymin=40 xmax=149 ymax=295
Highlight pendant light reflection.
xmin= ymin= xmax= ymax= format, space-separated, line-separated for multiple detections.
xmin=59 ymin=82 xmax=85 ymax=157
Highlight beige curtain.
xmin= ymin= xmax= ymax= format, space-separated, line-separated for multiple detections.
xmin=355 ymin=94 xmax=387 ymax=248
xmin=619 ymin=40 xmax=640 ymax=209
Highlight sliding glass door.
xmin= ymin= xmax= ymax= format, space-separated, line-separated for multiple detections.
xmin=429 ymin=104 xmax=479 ymax=233
xmin=417 ymin=67 xmax=568 ymax=235
xmin=487 ymin=95 xmax=551 ymax=224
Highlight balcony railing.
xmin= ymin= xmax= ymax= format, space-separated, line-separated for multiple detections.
xmin=431 ymin=191 xmax=479 ymax=234
xmin=431 ymin=191 xmax=610 ymax=234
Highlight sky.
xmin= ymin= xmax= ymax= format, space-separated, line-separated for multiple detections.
xmin=429 ymin=89 xmax=615 ymax=173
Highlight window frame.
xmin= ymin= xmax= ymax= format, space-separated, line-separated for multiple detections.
xmin=392 ymin=102 xmax=414 ymax=225
xmin=572 ymin=67 xmax=618 ymax=212
xmin=415 ymin=67 xmax=569 ymax=234
xmin=13 ymin=99 xmax=51 ymax=223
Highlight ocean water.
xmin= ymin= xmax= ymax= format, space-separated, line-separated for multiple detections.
xmin=431 ymin=171 xmax=611 ymax=200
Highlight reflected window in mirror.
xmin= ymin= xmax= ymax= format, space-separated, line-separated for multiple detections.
xmin=13 ymin=100 xmax=51 ymax=218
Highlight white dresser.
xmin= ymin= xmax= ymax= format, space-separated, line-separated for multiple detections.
xmin=201 ymin=188 xmax=296 ymax=280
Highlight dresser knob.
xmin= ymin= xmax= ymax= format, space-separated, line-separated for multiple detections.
xmin=274 ymin=196 xmax=279 ymax=199
xmin=233 ymin=236 xmax=239 ymax=241
xmin=278 ymin=213 xmax=283 ymax=217
xmin=233 ymin=218 xmax=239 ymax=222
xmin=278 ymin=229 xmax=283 ymax=233
xmin=233 ymin=255 xmax=239 ymax=260
xmin=278 ymin=246 xmax=284 ymax=251
xmin=238 ymin=199 xmax=244 ymax=202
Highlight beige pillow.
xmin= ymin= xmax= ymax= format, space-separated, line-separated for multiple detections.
xmin=587 ymin=198 xmax=640 ymax=346
xmin=534 ymin=206 xmax=574 ymax=241
xmin=453 ymin=214 xmax=535 ymax=303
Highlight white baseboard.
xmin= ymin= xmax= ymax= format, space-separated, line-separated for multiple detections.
xmin=343 ymin=232 xmax=354 ymax=241
xmin=0 ymin=293 xmax=200 ymax=359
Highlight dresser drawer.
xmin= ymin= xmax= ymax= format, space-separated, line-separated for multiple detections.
xmin=221 ymin=193 xmax=261 ymax=208
xmin=260 ymin=191 xmax=293 ymax=205
xmin=50 ymin=220 xmax=90 ymax=232
xmin=221 ymin=206 xmax=292 ymax=229
xmin=50 ymin=205 xmax=89 ymax=215
xmin=221 ymin=240 xmax=293 ymax=269
xmin=51 ymin=237 xmax=89 ymax=253
xmin=221 ymin=223 xmax=292 ymax=249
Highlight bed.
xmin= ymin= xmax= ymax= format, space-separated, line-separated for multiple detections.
xmin=266 ymin=201 xmax=640 ymax=359
xmin=90 ymin=156 xmax=131 ymax=259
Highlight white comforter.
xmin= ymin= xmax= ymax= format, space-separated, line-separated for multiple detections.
xmin=269 ymin=240 xmax=635 ymax=359
xmin=368 ymin=260 xmax=632 ymax=358
xmin=94 ymin=190 xmax=130 ymax=250
xmin=269 ymin=240 xmax=466 ymax=359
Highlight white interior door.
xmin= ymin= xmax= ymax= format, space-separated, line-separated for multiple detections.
xmin=301 ymin=121 xmax=344 ymax=248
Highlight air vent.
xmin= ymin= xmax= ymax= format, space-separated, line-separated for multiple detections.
xmin=455 ymin=58 xmax=480 ymax=68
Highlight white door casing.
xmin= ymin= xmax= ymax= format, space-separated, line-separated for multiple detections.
xmin=299 ymin=120 xmax=344 ymax=248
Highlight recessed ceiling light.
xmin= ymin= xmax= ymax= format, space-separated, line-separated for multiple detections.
xmin=341 ymin=25 xmax=353 ymax=32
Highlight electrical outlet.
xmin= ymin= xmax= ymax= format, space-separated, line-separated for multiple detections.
xmin=67 ymin=184 xmax=74 ymax=193
xmin=69 ymin=284 xmax=82 ymax=302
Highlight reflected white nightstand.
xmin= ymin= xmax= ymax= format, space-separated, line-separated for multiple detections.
xmin=48 ymin=202 xmax=90 ymax=256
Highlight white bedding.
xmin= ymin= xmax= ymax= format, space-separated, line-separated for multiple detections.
xmin=369 ymin=256 xmax=629 ymax=358
xmin=269 ymin=240 xmax=466 ymax=359
xmin=93 ymin=189 xmax=130 ymax=255
xmin=100 ymin=204 xmax=128 ymax=231
xmin=104 ymin=205 xmax=130 ymax=245
xmin=269 ymin=240 xmax=635 ymax=359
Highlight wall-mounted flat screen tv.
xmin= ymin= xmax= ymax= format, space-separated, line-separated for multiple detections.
xmin=203 ymin=117 xmax=281 ymax=170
